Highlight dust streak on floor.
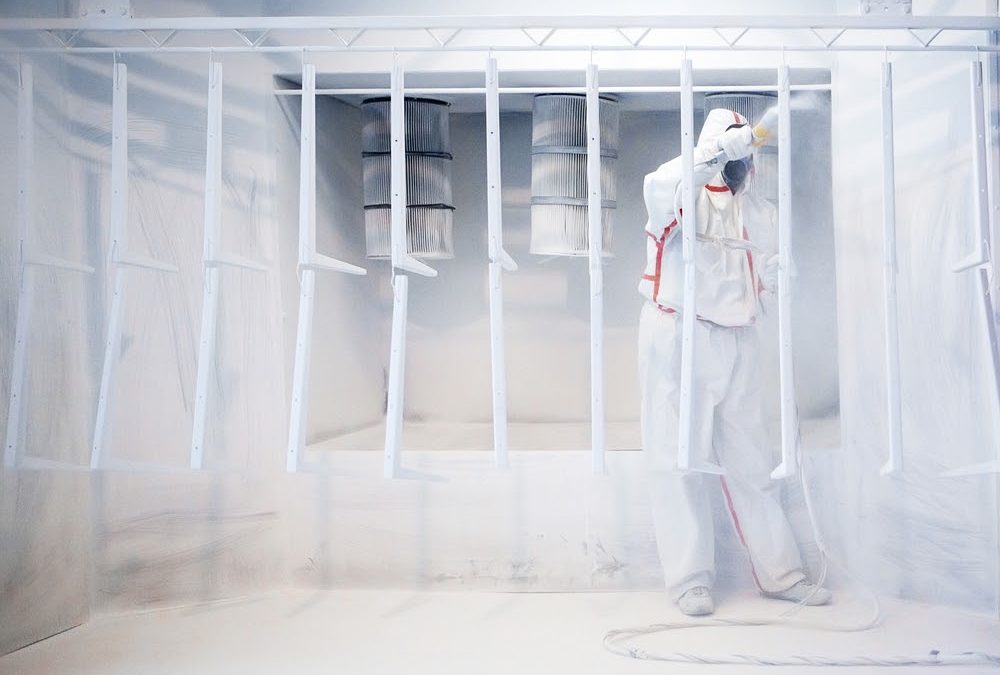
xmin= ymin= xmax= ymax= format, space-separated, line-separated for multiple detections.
xmin=2 ymin=589 xmax=998 ymax=674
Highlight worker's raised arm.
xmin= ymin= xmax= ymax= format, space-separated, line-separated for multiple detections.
xmin=643 ymin=125 xmax=753 ymax=230
xmin=642 ymin=144 xmax=724 ymax=229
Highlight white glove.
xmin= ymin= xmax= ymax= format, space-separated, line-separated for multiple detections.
xmin=716 ymin=125 xmax=753 ymax=161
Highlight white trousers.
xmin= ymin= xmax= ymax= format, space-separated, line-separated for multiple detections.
xmin=638 ymin=302 xmax=805 ymax=600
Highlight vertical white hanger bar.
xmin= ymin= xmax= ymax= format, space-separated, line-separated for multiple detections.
xmin=677 ymin=58 xmax=696 ymax=472
xmin=485 ymin=55 xmax=515 ymax=468
xmin=190 ymin=59 xmax=224 ymax=470
xmin=879 ymin=60 xmax=904 ymax=477
xmin=91 ymin=62 xmax=130 ymax=470
xmin=586 ymin=62 xmax=606 ymax=474
xmin=384 ymin=58 xmax=408 ymax=478
xmin=389 ymin=62 xmax=436 ymax=278
xmin=4 ymin=62 xmax=35 ymax=468
xmin=942 ymin=60 xmax=1000 ymax=478
xmin=967 ymin=60 xmax=1000 ymax=478
xmin=677 ymin=58 xmax=723 ymax=475
xmin=384 ymin=273 xmax=408 ymax=478
xmin=91 ymin=61 xmax=178 ymax=471
xmin=389 ymin=59 xmax=407 ymax=271
xmin=193 ymin=59 xmax=268 ymax=469
xmin=771 ymin=63 xmax=801 ymax=480
xmin=288 ymin=61 xmax=318 ymax=472
xmin=286 ymin=59 xmax=366 ymax=472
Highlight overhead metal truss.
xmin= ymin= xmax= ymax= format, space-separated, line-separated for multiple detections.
xmin=0 ymin=14 xmax=998 ymax=54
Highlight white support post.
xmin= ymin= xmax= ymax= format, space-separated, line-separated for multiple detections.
xmin=287 ymin=268 xmax=315 ymax=472
xmin=382 ymin=60 xmax=438 ymax=479
xmin=286 ymin=62 xmax=366 ymax=473
xmin=4 ymin=63 xmax=35 ymax=469
xmin=91 ymin=63 xmax=131 ymax=470
xmin=586 ymin=63 xmax=606 ymax=475
xmin=878 ymin=61 xmax=904 ymax=477
xmin=191 ymin=59 xmax=223 ymax=471
xmin=91 ymin=62 xmax=177 ymax=470
xmin=383 ymin=60 xmax=421 ymax=478
xmin=388 ymin=62 xmax=437 ymax=279
xmin=771 ymin=64 xmax=801 ymax=480
xmin=485 ymin=55 xmax=516 ymax=469
xmin=5 ymin=62 xmax=95 ymax=468
xmin=677 ymin=58 xmax=723 ymax=475
xmin=384 ymin=274 xmax=408 ymax=478
xmin=942 ymin=60 xmax=1000 ymax=478
xmin=190 ymin=60 xmax=268 ymax=470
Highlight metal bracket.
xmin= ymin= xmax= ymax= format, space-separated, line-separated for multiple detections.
xmin=859 ymin=0 xmax=912 ymax=16
xmin=810 ymin=28 xmax=847 ymax=48
xmin=522 ymin=27 xmax=556 ymax=46
xmin=426 ymin=28 xmax=461 ymax=47
xmin=713 ymin=27 xmax=749 ymax=48
xmin=76 ymin=0 xmax=131 ymax=18
xmin=617 ymin=27 xmax=651 ymax=47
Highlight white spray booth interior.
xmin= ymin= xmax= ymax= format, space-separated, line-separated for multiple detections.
xmin=0 ymin=2 xmax=999 ymax=672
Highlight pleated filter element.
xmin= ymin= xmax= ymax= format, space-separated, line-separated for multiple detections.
xmin=704 ymin=92 xmax=778 ymax=202
xmin=361 ymin=97 xmax=454 ymax=259
xmin=529 ymin=204 xmax=614 ymax=257
xmin=530 ymin=94 xmax=619 ymax=256
xmin=364 ymin=207 xmax=453 ymax=260
xmin=363 ymin=154 xmax=453 ymax=206
xmin=531 ymin=151 xmax=618 ymax=203
xmin=361 ymin=97 xmax=451 ymax=155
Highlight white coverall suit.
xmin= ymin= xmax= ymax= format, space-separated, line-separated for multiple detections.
xmin=637 ymin=108 xmax=805 ymax=601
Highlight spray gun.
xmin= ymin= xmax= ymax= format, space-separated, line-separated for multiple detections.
xmin=750 ymin=105 xmax=779 ymax=147
xmin=708 ymin=104 xmax=780 ymax=164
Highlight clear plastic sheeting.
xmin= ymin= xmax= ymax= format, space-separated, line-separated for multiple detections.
xmin=0 ymin=5 xmax=998 ymax=668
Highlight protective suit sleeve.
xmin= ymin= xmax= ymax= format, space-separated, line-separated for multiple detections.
xmin=642 ymin=145 xmax=724 ymax=232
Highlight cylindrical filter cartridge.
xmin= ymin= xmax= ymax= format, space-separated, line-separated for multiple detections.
xmin=529 ymin=94 xmax=619 ymax=256
xmin=361 ymin=97 xmax=454 ymax=259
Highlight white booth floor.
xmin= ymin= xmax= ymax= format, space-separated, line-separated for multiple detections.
xmin=2 ymin=589 xmax=998 ymax=675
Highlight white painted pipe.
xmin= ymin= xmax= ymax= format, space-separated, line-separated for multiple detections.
xmin=586 ymin=63 xmax=606 ymax=474
xmin=91 ymin=63 xmax=176 ymax=470
xmin=3 ymin=63 xmax=34 ymax=469
xmin=771 ymin=63 xmax=800 ymax=481
xmin=389 ymin=61 xmax=406 ymax=270
xmin=3 ymin=272 xmax=34 ymax=470
xmin=676 ymin=59 xmax=723 ymax=476
xmin=384 ymin=274 xmax=408 ymax=478
xmin=287 ymin=268 xmax=316 ymax=472
xmin=879 ymin=61 xmax=904 ymax=477
xmin=384 ymin=60 xmax=409 ymax=478
xmin=942 ymin=60 xmax=1000 ymax=479
xmin=191 ymin=60 xmax=224 ymax=470
xmin=193 ymin=60 xmax=270 ymax=470
xmin=1 ymin=14 xmax=997 ymax=32
xmin=285 ymin=62 xmax=365 ymax=471
xmin=91 ymin=63 xmax=130 ymax=470
xmin=485 ymin=56 xmax=511 ymax=469
xmin=677 ymin=58 xmax=696 ymax=472
xmin=676 ymin=59 xmax=724 ymax=475
xmin=273 ymin=84 xmax=835 ymax=97
xmin=388 ymin=62 xmax=436 ymax=278
xmin=286 ymin=62 xmax=319 ymax=473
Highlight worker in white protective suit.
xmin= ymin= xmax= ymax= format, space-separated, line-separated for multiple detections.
xmin=637 ymin=107 xmax=831 ymax=616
